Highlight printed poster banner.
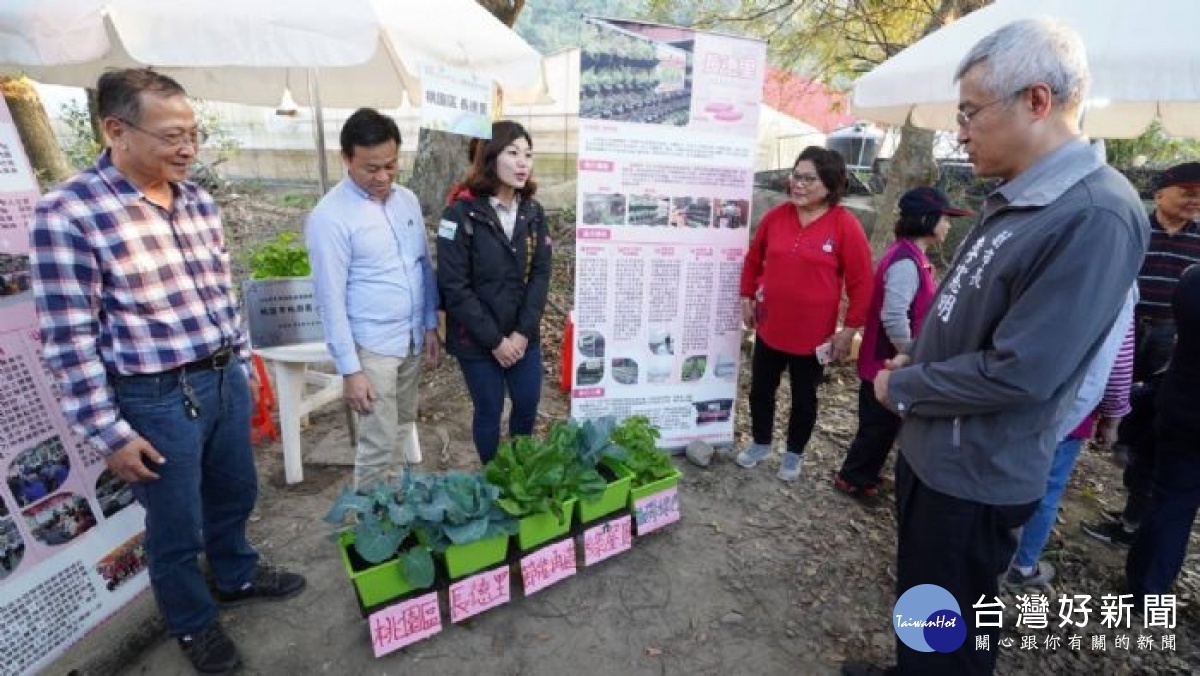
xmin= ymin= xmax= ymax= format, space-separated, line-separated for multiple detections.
xmin=571 ymin=18 xmax=766 ymax=449
xmin=0 ymin=100 xmax=149 ymax=676
xmin=419 ymin=62 xmax=494 ymax=139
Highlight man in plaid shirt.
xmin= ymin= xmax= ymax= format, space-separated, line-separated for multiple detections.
xmin=30 ymin=69 xmax=305 ymax=674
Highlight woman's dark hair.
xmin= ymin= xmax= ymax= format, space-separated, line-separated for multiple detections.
xmin=463 ymin=120 xmax=537 ymax=199
xmin=794 ymin=146 xmax=848 ymax=206
xmin=340 ymin=108 xmax=401 ymax=157
xmin=894 ymin=213 xmax=942 ymax=239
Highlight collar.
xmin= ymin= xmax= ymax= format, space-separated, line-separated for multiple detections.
xmin=95 ymin=148 xmax=194 ymax=209
xmin=340 ymin=175 xmax=396 ymax=203
xmin=489 ymin=194 xmax=519 ymax=213
xmin=993 ymin=138 xmax=1102 ymax=209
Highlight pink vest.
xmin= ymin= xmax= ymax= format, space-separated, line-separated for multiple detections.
xmin=857 ymin=239 xmax=936 ymax=382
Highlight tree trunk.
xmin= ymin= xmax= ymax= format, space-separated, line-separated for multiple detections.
xmin=1 ymin=76 xmax=72 ymax=189
xmin=868 ymin=0 xmax=990 ymax=254
xmin=871 ymin=120 xmax=937 ymax=252
xmin=409 ymin=129 xmax=472 ymax=219
xmin=408 ymin=0 xmax=525 ymax=220
xmin=86 ymin=87 xmax=105 ymax=148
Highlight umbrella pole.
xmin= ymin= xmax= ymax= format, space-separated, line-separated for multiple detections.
xmin=308 ymin=68 xmax=330 ymax=194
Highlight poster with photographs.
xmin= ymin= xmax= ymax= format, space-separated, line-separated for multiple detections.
xmin=571 ymin=18 xmax=765 ymax=449
xmin=0 ymin=99 xmax=149 ymax=676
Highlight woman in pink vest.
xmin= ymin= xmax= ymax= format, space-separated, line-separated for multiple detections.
xmin=834 ymin=187 xmax=973 ymax=500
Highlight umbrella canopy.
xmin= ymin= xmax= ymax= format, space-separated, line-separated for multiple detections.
xmin=850 ymin=0 xmax=1200 ymax=138
xmin=0 ymin=0 xmax=547 ymax=107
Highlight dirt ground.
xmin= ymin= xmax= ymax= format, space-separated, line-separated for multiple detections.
xmin=109 ymin=195 xmax=1200 ymax=675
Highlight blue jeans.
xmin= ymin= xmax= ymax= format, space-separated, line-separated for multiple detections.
xmin=116 ymin=365 xmax=259 ymax=637
xmin=1126 ymin=424 xmax=1200 ymax=597
xmin=457 ymin=344 xmax=543 ymax=464
xmin=1013 ymin=437 xmax=1084 ymax=568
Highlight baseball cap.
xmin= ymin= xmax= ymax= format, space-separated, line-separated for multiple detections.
xmin=1155 ymin=162 xmax=1200 ymax=191
xmin=898 ymin=187 xmax=974 ymax=218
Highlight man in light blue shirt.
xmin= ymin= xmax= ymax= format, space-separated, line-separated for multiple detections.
xmin=305 ymin=108 xmax=439 ymax=490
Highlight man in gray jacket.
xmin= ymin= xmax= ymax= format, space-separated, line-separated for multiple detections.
xmin=867 ymin=18 xmax=1149 ymax=676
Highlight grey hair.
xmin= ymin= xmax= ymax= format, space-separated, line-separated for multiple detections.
xmin=96 ymin=69 xmax=187 ymax=124
xmin=954 ymin=18 xmax=1090 ymax=111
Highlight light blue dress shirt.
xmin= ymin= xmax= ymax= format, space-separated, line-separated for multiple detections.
xmin=305 ymin=177 xmax=438 ymax=375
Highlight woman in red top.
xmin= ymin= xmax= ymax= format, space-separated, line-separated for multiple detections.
xmin=737 ymin=146 xmax=873 ymax=481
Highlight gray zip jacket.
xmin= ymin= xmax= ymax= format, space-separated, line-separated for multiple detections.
xmin=887 ymin=140 xmax=1149 ymax=505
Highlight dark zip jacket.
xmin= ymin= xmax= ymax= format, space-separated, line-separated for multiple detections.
xmin=436 ymin=193 xmax=552 ymax=358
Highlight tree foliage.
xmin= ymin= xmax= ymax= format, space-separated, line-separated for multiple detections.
xmin=1106 ymin=121 xmax=1200 ymax=169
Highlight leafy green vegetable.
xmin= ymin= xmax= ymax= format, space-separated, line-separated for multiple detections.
xmin=610 ymin=416 xmax=675 ymax=487
xmin=325 ymin=482 xmax=434 ymax=587
xmin=571 ymin=416 xmax=629 ymax=468
xmin=403 ymin=471 xmax=517 ymax=551
xmin=247 ymin=231 xmax=311 ymax=279
xmin=484 ymin=427 xmax=607 ymax=521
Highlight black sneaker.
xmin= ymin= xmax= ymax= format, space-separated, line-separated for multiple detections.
xmin=215 ymin=564 xmax=306 ymax=607
xmin=178 ymin=622 xmax=242 ymax=674
xmin=1080 ymin=519 xmax=1136 ymax=547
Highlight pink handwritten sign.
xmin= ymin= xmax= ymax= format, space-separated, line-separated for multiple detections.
xmin=449 ymin=567 xmax=511 ymax=623
xmin=583 ymin=515 xmax=632 ymax=566
xmin=519 ymin=538 xmax=577 ymax=596
xmin=369 ymin=592 xmax=442 ymax=658
xmin=634 ymin=486 xmax=681 ymax=535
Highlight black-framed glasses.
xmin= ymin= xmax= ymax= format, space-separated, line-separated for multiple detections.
xmin=956 ymin=88 xmax=1029 ymax=128
xmin=119 ymin=118 xmax=208 ymax=149
xmin=790 ymin=172 xmax=821 ymax=185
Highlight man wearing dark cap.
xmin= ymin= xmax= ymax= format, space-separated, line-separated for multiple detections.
xmin=1083 ymin=161 xmax=1200 ymax=546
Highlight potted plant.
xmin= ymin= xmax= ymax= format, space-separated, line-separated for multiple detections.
xmin=609 ymin=416 xmax=681 ymax=504
xmin=325 ymin=482 xmax=435 ymax=609
xmin=568 ymin=417 xmax=634 ymax=524
xmin=405 ymin=471 xmax=518 ymax=580
xmin=484 ymin=431 xmax=606 ymax=550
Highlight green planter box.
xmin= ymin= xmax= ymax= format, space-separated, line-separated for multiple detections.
xmin=628 ymin=466 xmax=683 ymax=505
xmin=578 ymin=463 xmax=633 ymax=524
xmin=511 ymin=498 xmax=577 ymax=551
xmin=443 ymin=534 xmax=510 ymax=580
xmin=338 ymin=531 xmax=430 ymax=608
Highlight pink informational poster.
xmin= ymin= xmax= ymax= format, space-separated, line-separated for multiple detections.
xmin=571 ymin=18 xmax=766 ymax=449
xmin=0 ymin=99 xmax=149 ymax=676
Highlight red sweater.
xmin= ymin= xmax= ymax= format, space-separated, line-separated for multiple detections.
xmin=740 ymin=203 xmax=873 ymax=355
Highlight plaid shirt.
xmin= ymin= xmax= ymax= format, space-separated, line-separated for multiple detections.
xmin=30 ymin=150 xmax=249 ymax=456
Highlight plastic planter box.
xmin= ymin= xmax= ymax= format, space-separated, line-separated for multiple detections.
xmin=443 ymin=534 xmax=510 ymax=580
xmin=511 ymin=498 xmax=577 ymax=551
xmin=579 ymin=462 xmax=634 ymax=524
xmin=338 ymin=531 xmax=429 ymax=608
xmin=628 ymin=466 xmax=683 ymax=505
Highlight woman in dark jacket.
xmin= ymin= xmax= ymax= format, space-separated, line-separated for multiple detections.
xmin=437 ymin=120 xmax=552 ymax=463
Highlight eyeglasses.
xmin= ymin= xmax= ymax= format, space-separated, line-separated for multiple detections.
xmin=119 ymin=118 xmax=208 ymax=149
xmin=790 ymin=172 xmax=821 ymax=185
xmin=956 ymin=88 xmax=1029 ymax=128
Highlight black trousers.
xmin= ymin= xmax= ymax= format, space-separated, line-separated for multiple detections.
xmin=1119 ymin=381 xmax=1159 ymax=527
xmin=1126 ymin=424 xmax=1200 ymax=598
xmin=894 ymin=456 xmax=1038 ymax=675
xmin=838 ymin=379 xmax=902 ymax=487
xmin=748 ymin=337 xmax=823 ymax=452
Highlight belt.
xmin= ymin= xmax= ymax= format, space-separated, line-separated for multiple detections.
xmin=182 ymin=346 xmax=235 ymax=373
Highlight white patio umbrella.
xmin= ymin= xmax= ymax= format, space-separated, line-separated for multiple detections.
xmin=0 ymin=0 xmax=549 ymax=188
xmin=850 ymin=0 xmax=1200 ymax=138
